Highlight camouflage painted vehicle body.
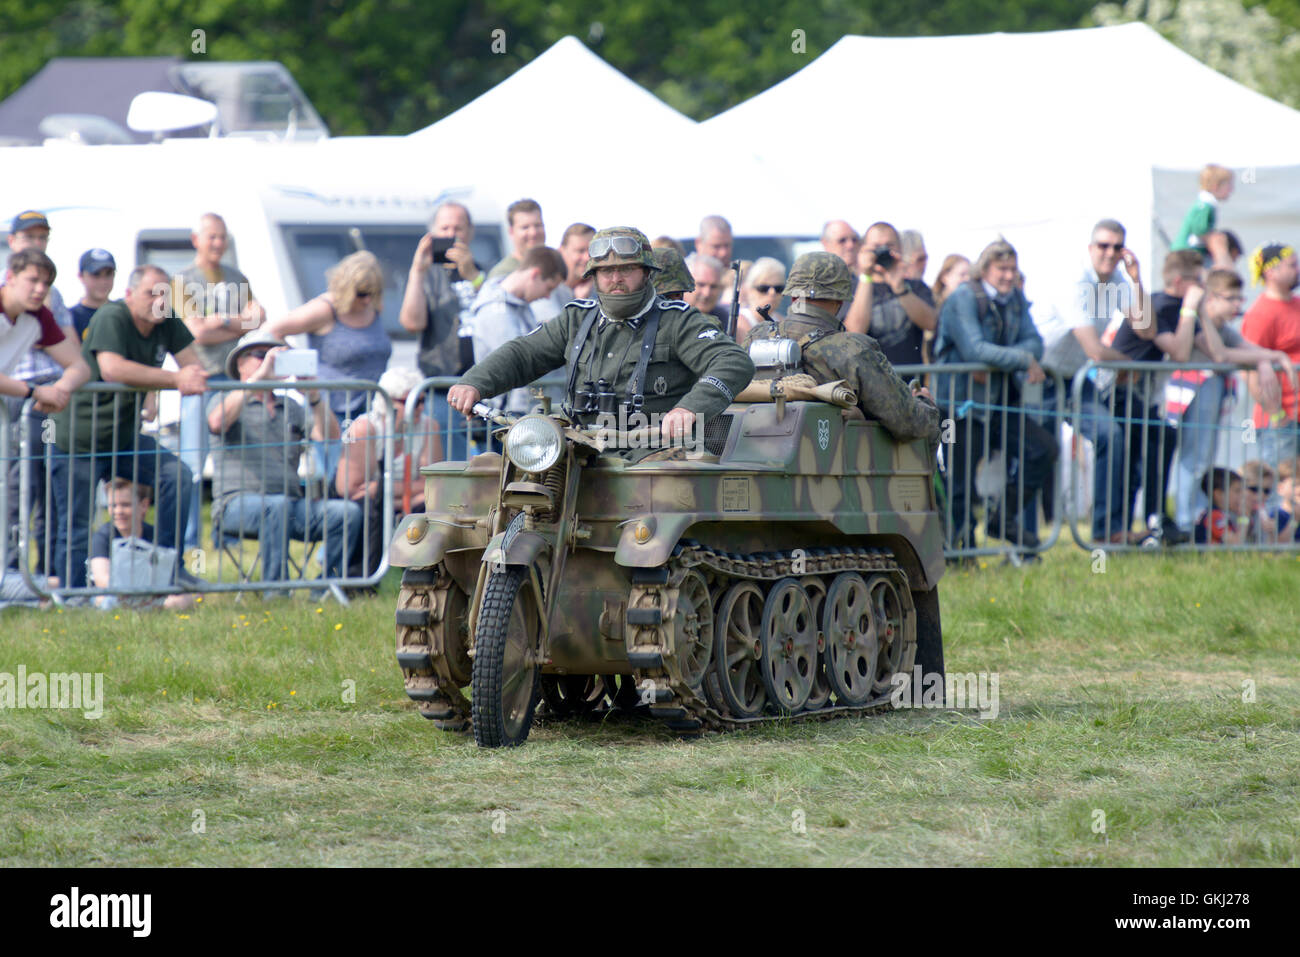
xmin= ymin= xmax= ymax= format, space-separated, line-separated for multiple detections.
xmin=390 ymin=396 xmax=944 ymax=747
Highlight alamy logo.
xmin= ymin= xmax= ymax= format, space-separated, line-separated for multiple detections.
xmin=0 ymin=666 xmax=103 ymax=719
xmin=50 ymin=887 xmax=151 ymax=937
xmin=890 ymin=667 xmax=1000 ymax=719
xmin=817 ymin=418 xmax=830 ymax=450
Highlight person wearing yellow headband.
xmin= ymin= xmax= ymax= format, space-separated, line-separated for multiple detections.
xmin=1242 ymin=242 xmax=1300 ymax=469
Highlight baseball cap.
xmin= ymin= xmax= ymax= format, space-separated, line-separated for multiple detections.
xmin=79 ymin=248 xmax=117 ymax=274
xmin=9 ymin=210 xmax=50 ymax=234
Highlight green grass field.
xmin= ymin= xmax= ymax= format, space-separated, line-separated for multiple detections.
xmin=2 ymin=546 xmax=1297 ymax=867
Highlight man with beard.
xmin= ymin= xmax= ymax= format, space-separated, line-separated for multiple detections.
xmin=448 ymin=226 xmax=753 ymax=455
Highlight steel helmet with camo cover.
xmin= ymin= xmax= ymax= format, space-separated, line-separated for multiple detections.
xmin=651 ymin=246 xmax=695 ymax=295
xmin=785 ymin=251 xmax=854 ymax=302
xmin=582 ymin=226 xmax=661 ymax=279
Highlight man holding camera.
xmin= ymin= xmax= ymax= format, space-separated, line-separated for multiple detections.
xmin=400 ymin=201 xmax=485 ymax=461
xmin=208 ymin=330 xmax=359 ymax=585
xmin=447 ymin=226 xmax=753 ymax=458
xmin=845 ymin=221 xmax=937 ymax=366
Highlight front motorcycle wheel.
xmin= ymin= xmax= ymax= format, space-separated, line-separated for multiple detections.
xmin=471 ymin=567 xmax=542 ymax=748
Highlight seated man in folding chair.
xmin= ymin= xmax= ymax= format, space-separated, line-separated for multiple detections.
xmin=208 ymin=331 xmax=362 ymax=588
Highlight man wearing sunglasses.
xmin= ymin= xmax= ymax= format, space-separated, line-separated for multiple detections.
xmin=449 ymin=226 xmax=753 ymax=454
xmin=1039 ymin=218 xmax=1148 ymax=543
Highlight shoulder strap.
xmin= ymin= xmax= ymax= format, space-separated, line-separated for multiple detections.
xmin=563 ymin=305 xmax=602 ymax=418
xmin=969 ymin=279 xmax=989 ymax=322
xmin=626 ymin=309 xmax=663 ymax=411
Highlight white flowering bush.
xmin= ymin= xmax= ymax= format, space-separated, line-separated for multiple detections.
xmin=1093 ymin=0 xmax=1300 ymax=107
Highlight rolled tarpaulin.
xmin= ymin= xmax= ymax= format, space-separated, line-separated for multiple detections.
xmin=735 ymin=374 xmax=857 ymax=408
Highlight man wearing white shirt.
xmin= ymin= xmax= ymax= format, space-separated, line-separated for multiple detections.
xmin=1040 ymin=219 xmax=1150 ymax=543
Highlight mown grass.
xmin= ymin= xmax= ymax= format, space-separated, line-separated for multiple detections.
xmin=1 ymin=546 xmax=1297 ymax=867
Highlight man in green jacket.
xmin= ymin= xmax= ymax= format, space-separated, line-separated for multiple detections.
xmin=449 ymin=226 xmax=754 ymax=454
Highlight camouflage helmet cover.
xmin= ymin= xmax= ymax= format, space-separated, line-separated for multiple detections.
xmin=582 ymin=226 xmax=661 ymax=279
xmin=651 ymin=246 xmax=695 ymax=294
xmin=785 ymin=251 xmax=853 ymax=302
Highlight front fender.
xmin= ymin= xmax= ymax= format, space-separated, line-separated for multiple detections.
xmin=482 ymin=529 xmax=552 ymax=568
xmin=389 ymin=515 xmax=484 ymax=568
xmin=614 ymin=513 xmax=698 ymax=568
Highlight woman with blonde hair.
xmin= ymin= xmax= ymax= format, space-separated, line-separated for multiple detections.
xmin=268 ymin=250 xmax=393 ymax=423
xmin=736 ymin=256 xmax=786 ymax=339
xmin=924 ymin=254 xmax=970 ymax=364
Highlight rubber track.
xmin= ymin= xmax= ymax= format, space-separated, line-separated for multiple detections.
xmin=628 ymin=545 xmax=918 ymax=734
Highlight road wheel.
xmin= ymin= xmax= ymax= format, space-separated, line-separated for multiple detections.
xmin=471 ymin=567 xmax=541 ymax=748
xmin=865 ymin=573 xmax=908 ymax=697
xmin=759 ymin=578 xmax=818 ymax=713
xmin=713 ymin=581 xmax=767 ymax=718
xmin=823 ymin=572 xmax=878 ymax=706
xmin=673 ymin=569 xmax=715 ymax=688
xmin=799 ymin=575 xmax=831 ymax=710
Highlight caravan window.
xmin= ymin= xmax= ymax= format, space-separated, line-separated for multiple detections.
xmin=282 ymin=225 xmax=502 ymax=339
xmin=136 ymin=230 xmax=239 ymax=278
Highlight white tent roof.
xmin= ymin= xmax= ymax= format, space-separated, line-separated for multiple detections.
xmin=407 ymin=36 xmax=818 ymax=238
xmin=703 ymin=23 xmax=1300 ymax=306
xmin=410 ymin=35 xmax=695 ymax=144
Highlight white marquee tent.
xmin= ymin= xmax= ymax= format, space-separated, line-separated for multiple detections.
xmin=701 ymin=22 xmax=1300 ymax=311
xmin=407 ymin=35 xmax=818 ymax=238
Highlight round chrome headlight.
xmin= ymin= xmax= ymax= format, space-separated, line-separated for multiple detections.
xmin=504 ymin=415 xmax=563 ymax=473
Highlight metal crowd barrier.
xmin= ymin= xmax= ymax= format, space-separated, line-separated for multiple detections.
xmin=12 ymin=379 xmax=395 ymax=605
xmin=1070 ymin=359 xmax=1300 ymax=552
xmin=895 ymin=362 xmax=1067 ymax=560
xmin=405 ymin=374 xmax=568 ymax=466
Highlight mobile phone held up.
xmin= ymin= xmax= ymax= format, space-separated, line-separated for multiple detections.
xmin=274 ymin=348 xmax=318 ymax=378
xmin=430 ymin=236 xmax=455 ymax=265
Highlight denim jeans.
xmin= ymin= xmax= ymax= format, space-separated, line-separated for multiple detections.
xmin=49 ymin=435 xmax=193 ymax=588
xmin=1036 ymin=376 xmax=1130 ymax=540
xmin=1172 ymin=375 xmax=1227 ymax=531
xmin=179 ymin=373 xmax=227 ymax=549
xmin=215 ymin=492 xmax=362 ymax=582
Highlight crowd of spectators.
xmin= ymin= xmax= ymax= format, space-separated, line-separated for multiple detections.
xmin=3 ymin=166 xmax=1298 ymax=608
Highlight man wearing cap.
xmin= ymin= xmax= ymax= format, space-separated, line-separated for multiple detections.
xmin=49 ymin=264 xmax=208 ymax=589
xmin=448 ymin=226 xmax=754 ymax=454
xmin=1242 ymin=242 xmax=1300 ymax=467
xmin=69 ymin=248 xmax=117 ymax=341
xmin=208 ymin=330 xmax=359 ymax=585
xmin=743 ymin=251 xmax=939 ymax=443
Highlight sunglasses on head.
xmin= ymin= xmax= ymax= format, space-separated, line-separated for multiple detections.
xmin=754 ymin=284 xmax=785 ymax=294
xmin=588 ymin=235 xmax=644 ymax=259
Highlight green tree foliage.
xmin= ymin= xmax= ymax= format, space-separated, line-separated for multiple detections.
xmin=4 ymin=0 xmax=1293 ymax=135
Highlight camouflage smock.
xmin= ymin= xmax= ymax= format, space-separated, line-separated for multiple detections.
xmin=744 ymin=301 xmax=940 ymax=443
xmin=460 ymin=294 xmax=755 ymax=424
